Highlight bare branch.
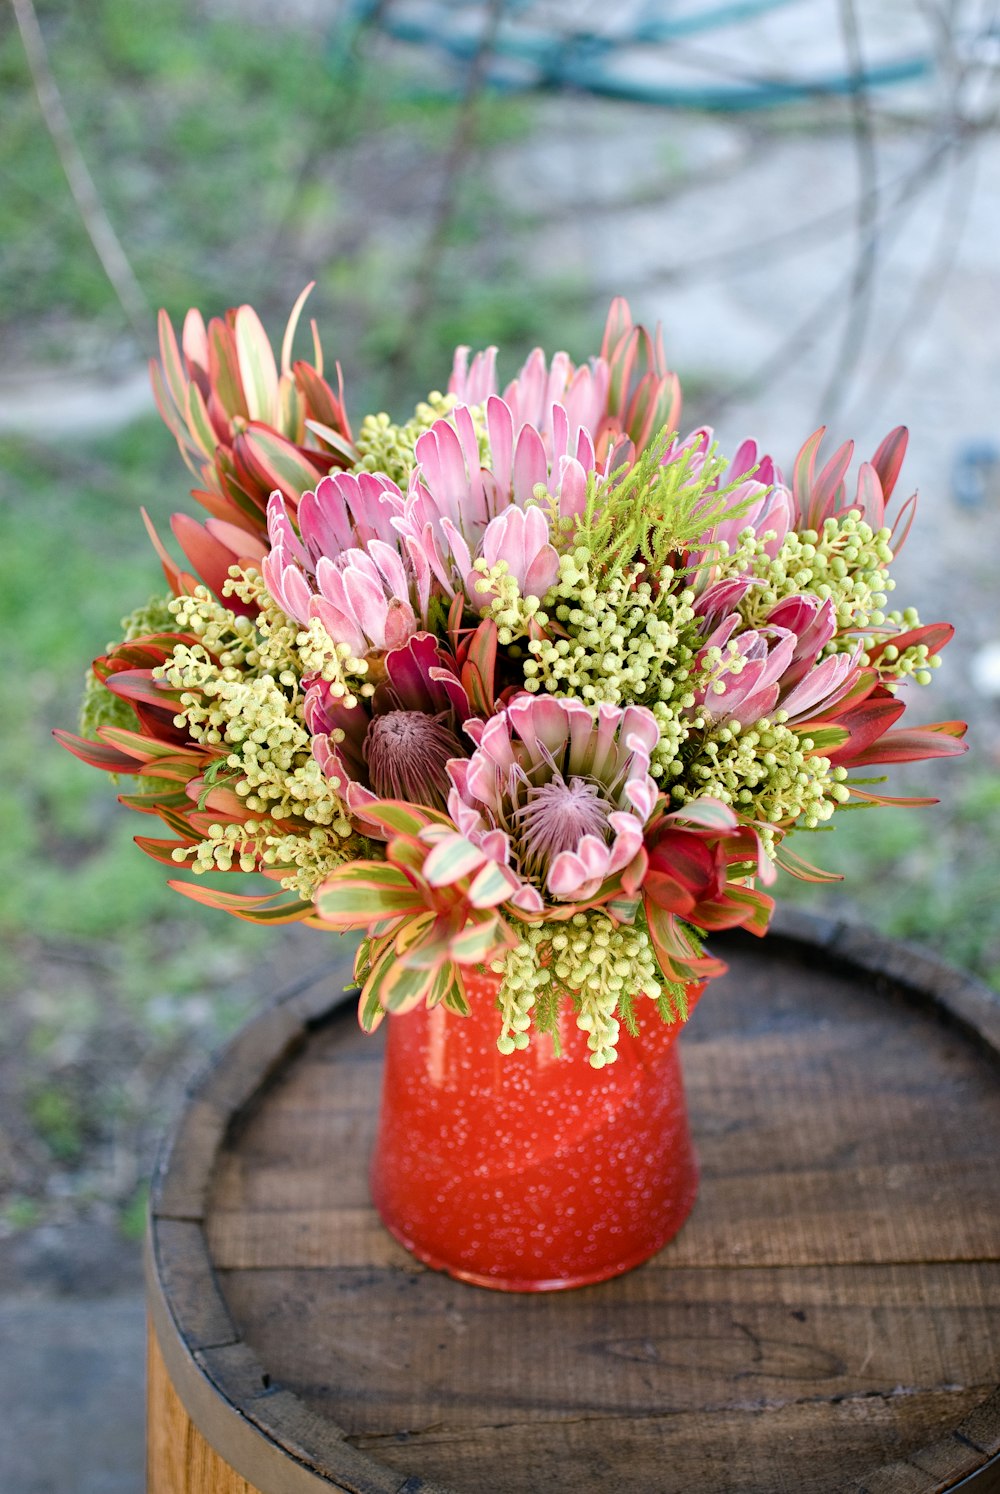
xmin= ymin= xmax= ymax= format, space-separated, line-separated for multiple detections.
xmin=386 ymin=0 xmax=508 ymax=399
xmin=11 ymin=0 xmax=150 ymax=346
xmin=814 ymin=0 xmax=881 ymax=422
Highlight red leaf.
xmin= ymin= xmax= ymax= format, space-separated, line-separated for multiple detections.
xmin=168 ymin=881 xmax=313 ymax=923
xmin=792 ymin=428 xmax=825 ymax=523
xmin=52 ymin=728 xmax=139 ymax=774
xmin=235 ymin=424 xmax=326 ymax=506
xmin=844 ymin=721 xmax=968 ymax=768
xmin=134 ymin=836 xmax=194 ymax=866
xmin=811 ymin=438 xmax=854 ymax=525
xmin=772 ymin=841 xmax=844 ymax=884
xmin=104 ymin=670 xmax=183 ymax=709
xmin=823 ymin=696 xmax=905 ymax=765
xmin=870 ymin=425 xmax=908 ymax=502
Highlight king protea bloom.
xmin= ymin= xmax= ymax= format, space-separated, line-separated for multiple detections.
xmin=306 ymin=633 xmax=472 ymax=821
xmin=445 ymin=695 xmax=659 ymax=913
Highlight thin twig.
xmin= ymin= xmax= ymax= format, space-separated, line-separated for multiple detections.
xmin=11 ymin=0 xmax=150 ymax=346
xmin=842 ymin=133 xmax=977 ymax=427
xmin=703 ymin=131 xmax=960 ymax=422
xmin=386 ymin=0 xmax=508 ymax=400
xmin=263 ymin=2 xmax=386 ymax=268
xmin=814 ymin=0 xmax=881 ymax=422
xmin=841 ymin=0 xmax=986 ymax=426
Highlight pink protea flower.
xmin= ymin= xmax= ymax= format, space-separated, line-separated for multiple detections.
xmin=306 ymin=633 xmax=471 ymax=821
xmin=680 ymin=429 xmax=794 ymax=603
xmin=449 ymin=298 xmax=681 ymax=460
xmin=396 ymin=398 xmax=598 ymax=611
xmin=263 ymin=474 xmax=419 ymax=653
xmin=444 ymin=695 xmax=659 ymax=912
xmin=692 ymin=599 xmax=859 ymax=729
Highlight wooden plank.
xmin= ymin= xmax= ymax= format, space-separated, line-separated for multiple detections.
xmin=341 ymin=1391 xmax=993 ymax=1494
xmin=151 ymin=1219 xmax=238 ymax=1353
xmin=147 ymin=1321 xmax=261 ymax=1494
xmin=215 ymin=1262 xmax=1000 ymax=1425
xmin=152 ymin=1098 xmax=228 ymax=1220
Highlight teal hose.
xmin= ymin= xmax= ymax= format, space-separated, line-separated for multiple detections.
xmin=341 ymin=0 xmax=932 ymax=111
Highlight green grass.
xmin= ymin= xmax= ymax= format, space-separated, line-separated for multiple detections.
xmin=0 ymin=420 xmax=276 ymax=957
xmin=778 ymin=757 xmax=1000 ymax=987
xmin=1 ymin=0 xmax=541 ymax=365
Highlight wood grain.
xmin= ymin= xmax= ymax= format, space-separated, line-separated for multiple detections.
xmin=148 ymin=1320 xmax=260 ymax=1494
xmin=148 ymin=917 xmax=1000 ymax=1493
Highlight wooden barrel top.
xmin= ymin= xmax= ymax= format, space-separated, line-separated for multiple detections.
xmin=147 ymin=908 xmax=1000 ymax=1494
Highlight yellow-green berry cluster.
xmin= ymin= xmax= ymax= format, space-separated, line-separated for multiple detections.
xmin=523 ymin=553 xmax=700 ymax=709
xmin=171 ymin=818 xmax=359 ymax=898
xmin=154 ymin=583 xmax=360 ymax=893
xmin=665 ymin=713 xmax=850 ymax=832
xmin=222 ymin=571 xmax=370 ymax=706
xmin=877 ymin=607 xmax=944 ymax=685
xmin=353 ymin=391 xmax=479 ymax=488
xmin=157 ymin=641 xmax=348 ymax=829
xmin=740 ymin=516 xmax=894 ymax=637
xmin=493 ymin=912 xmax=677 ymax=1068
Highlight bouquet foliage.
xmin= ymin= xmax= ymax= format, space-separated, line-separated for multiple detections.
xmin=58 ymin=293 xmax=967 ymax=1065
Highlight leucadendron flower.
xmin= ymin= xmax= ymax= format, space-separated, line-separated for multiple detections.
xmin=151 ymin=286 xmax=355 ymax=536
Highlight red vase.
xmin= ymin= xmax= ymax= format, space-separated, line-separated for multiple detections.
xmin=369 ymin=967 xmax=703 ymax=1291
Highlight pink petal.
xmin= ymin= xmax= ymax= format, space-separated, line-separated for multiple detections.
xmin=606 ymin=813 xmax=644 ymax=872
xmin=512 ymin=423 xmax=548 ymax=508
xmin=546 ymin=848 xmax=589 ymax=898
xmin=557 ymin=456 xmax=589 ymax=520
xmin=486 ymin=397 xmax=514 ymax=498
xmin=309 ymin=594 xmax=366 ymax=657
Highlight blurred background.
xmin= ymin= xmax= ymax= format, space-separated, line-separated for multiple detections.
xmin=0 ymin=0 xmax=998 ymax=1487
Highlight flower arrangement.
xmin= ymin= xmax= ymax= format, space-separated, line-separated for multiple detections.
xmin=58 ymin=292 xmax=967 ymax=1068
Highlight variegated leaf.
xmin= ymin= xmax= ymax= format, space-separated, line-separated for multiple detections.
xmin=235 ymin=305 xmax=279 ymax=422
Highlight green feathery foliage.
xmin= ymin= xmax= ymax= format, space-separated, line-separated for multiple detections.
xmin=570 ymin=433 xmax=759 ymax=584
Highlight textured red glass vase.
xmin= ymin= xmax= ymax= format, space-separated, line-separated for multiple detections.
xmin=369 ymin=968 xmax=704 ymax=1291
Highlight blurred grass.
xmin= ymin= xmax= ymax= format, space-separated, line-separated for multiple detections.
xmin=0 ymin=0 xmax=556 ymax=389
xmin=777 ymin=763 xmax=1000 ymax=989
